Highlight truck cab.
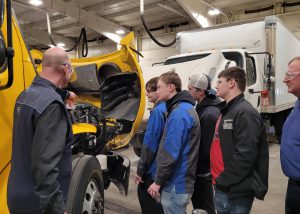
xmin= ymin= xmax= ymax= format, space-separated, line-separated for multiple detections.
xmin=163 ymin=49 xmax=262 ymax=109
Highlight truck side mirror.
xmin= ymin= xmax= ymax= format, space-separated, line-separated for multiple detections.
xmin=0 ymin=0 xmax=14 ymax=90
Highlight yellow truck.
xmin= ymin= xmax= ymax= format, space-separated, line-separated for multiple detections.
xmin=0 ymin=1 xmax=145 ymax=213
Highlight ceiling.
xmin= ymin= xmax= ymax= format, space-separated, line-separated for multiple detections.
xmin=12 ymin=0 xmax=300 ymax=50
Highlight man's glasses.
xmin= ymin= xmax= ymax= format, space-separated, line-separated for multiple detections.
xmin=62 ymin=62 xmax=73 ymax=72
xmin=284 ymin=72 xmax=300 ymax=81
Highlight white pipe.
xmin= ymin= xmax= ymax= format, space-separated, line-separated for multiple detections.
xmin=46 ymin=12 xmax=51 ymax=35
xmin=140 ymin=0 xmax=144 ymax=15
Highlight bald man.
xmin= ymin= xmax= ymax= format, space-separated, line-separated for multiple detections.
xmin=7 ymin=47 xmax=74 ymax=214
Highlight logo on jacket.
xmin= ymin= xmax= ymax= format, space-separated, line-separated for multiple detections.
xmin=16 ymin=106 xmax=22 ymax=115
xmin=223 ymin=119 xmax=233 ymax=129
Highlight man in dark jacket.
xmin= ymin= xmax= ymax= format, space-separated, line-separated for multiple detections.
xmin=148 ymin=71 xmax=201 ymax=214
xmin=188 ymin=73 xmax=221 ymax=214
xmin=210 ymin=67 xmax=269 ymax=214
xmin=135 ymin=77 xmax=166 ymax=214
xmin=7 ymin=47 xmax=75 ymax=214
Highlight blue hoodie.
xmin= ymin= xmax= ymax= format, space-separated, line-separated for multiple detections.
xmin=155 ymin=91 xmax=201 ymax=194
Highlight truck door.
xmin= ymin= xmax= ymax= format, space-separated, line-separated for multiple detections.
xmin=0 ymin=1 xmax=26 ymax=212
xmin=243 ymin=53 xmax=262 ymax=110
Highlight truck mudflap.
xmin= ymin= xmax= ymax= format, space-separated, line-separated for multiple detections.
xmin=105 ymin=152 xmax=131 ymax=196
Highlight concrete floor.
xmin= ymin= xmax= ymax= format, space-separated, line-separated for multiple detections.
xmin=104 ymin=143 xmax=287 ymax=214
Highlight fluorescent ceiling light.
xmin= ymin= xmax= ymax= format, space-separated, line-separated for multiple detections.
xmin=208 ymin=9 xmax=220 ymax=16
xmin=191 ymin=12 xmax=209 ymax=28
xmin=57 ymin=43 xmax=66 ymax=47
xmin=116 ymin=29 xmax=125 ymax=35
xmin=195 ymin=14 xmax=209 ymax=28
xmin=103 ymin=32 xmax=122 ymax=44
xmin=29 ymin=0 xmax=43 ymax=6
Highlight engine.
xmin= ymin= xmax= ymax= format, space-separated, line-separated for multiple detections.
xmin=69 ymin=103 xmax=122 ymax=155
xmin=69 ymin=103 xmax=101 ymax=124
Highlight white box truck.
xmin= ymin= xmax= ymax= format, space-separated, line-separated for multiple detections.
xmin=131 ymin=16 xmax=300 ymax=154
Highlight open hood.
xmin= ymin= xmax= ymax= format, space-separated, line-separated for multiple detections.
xmin=99 ymin=72 xmax=140 ymax=121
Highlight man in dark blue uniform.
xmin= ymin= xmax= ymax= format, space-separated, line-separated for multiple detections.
xmin=7 ymin=47 xmax=74 ymax=214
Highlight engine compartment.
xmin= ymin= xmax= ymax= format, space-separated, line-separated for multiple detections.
xmin=69 ymin=103 xmax=130 ymax=195
xmin=69 ymin=103 xmax=122 ymax=155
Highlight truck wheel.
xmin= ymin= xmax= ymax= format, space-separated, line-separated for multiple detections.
xmin=132 ymin=137 xmax=142 ymax=157
xmin=67 ymin=155 xmax=104 ymax=214
xmin=130 ymin=129 xmax=145 ymax=157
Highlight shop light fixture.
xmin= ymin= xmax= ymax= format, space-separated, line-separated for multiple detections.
xmin=116 ymin=29 xmax=125 ymax=35
xmin=29 ymin=0 xmax=43 ymax=6
xmin=57 ymin=43 xmax=66 ymax=47
xmin=192 ymin=12 xmax=209 ymax=28
xmin=103 ymin=32 xmax=122 ymax=44
xmin=208 ymin=9 xmax=220 ymax=16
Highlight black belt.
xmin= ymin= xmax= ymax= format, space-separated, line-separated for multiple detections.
xmin=290 ymin=178 xmax=300 ymax=186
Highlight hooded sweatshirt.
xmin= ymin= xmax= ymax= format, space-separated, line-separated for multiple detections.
xmin=195 ymin=94 xmax=221 ymax=175
xmin=155 ymin=91 xmax=201 ymax=194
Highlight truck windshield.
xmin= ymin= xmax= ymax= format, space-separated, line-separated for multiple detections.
xmin=164 ymin=52 xmax=243 ymax=68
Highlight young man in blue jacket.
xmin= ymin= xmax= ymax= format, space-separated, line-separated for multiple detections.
xmin=135 ymin=77 xmax=166 ymax=214
xmin=281 ymin=56 xmax=300 ymax=214
xmin=148 ymin=71 xmax=201 ymax=214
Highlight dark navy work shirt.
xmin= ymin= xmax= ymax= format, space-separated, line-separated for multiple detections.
xmin=281 ymin=99 xmax=300 ymax=179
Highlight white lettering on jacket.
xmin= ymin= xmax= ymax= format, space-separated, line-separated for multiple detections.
xmin=223 ymin=119 xmax=233 ymax=130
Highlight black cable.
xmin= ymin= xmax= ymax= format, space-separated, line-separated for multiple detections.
xmin=283 ymin=1 xmax=300 ymax=7
xmin=49 ymin=28 xmax=89 ymax=57
xmin=140 ymin=15 xmax=176 ymax=47
xmin=245 ymin=5 xmax=274 ymax=14
xmin=65 ymin=28 xmax=88 ymax=57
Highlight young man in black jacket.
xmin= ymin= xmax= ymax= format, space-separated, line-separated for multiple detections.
xmin=188 ymin=73 xmax=221 ymax=214
xmin=210 ymin=67 xmax=269 ymax=214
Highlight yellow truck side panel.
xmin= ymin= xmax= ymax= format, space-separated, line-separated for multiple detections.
xmin=0 ymin=11 xmax=37 ymax=213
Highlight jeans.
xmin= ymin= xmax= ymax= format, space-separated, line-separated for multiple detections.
xmin=161 ymin=187 xmax=192 ymax=214
xmin=213 ymin=187 xmax=254 ymax=214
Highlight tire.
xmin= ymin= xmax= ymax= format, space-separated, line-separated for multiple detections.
xmin=132 ymin=138 xmax=142 ymax=157
xmin=66 ymin=155 xmax=104 ymax=214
